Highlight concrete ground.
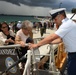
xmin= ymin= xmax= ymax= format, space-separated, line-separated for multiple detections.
xmin=32 ymin=28 xmax=57 ymax=56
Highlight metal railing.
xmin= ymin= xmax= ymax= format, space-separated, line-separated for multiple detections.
xmin=0 ymin=38 xmax=60 ymax=75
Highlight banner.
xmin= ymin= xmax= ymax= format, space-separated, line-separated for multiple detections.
xmin=0 ymin=47 xmax=21 ymax=75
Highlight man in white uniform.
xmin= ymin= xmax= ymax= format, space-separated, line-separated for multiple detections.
xmin=29 ymin=8 xmax=76 ymax=75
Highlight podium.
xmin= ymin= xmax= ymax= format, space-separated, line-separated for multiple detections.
xmin=0 ymin=45 xmax=21 ymax=75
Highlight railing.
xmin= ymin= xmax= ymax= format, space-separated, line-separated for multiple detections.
xmin=0 ymin=44 xmax=21 ymax=49
xmin=23 ymin=44 xmax=60 ymax=75
xmin=0 ymin=39 xmax=60 ymax=75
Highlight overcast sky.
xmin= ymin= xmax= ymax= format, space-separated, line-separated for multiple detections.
xmin=0 ymin=0 xmax=76 ymax=16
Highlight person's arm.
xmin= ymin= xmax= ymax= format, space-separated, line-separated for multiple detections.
xmin=5 ymin=30 xmax=15 ymax=44
xmin=5 ymin=38 xmax=15 ymax=44
xmin=15 ymin=35 xmax=25 ymax=47
xmin=0 ymin=32 xmax=15 ymax=45
xmin=29 ymin=33 xmax=61 ymax=49
xmin=51 ymin=38 xmax=62 ymax=44
xmin=15 ymin=35 xmax=21 ymax=44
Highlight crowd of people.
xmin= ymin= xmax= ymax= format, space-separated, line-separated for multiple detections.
xmin=0 ymin=20 xmax=34 ymax=74
xmin=1 ymin=8 xmax=76 ymax=75
xmin=0 ymin=19 xmax=55 ymax=74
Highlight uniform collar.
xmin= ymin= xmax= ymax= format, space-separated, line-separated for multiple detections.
xmin=62 ymin=18 xmax=69 ymax=23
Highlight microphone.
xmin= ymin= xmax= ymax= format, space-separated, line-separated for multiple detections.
xmin=0 ymin=53 xmax=27 ymax=75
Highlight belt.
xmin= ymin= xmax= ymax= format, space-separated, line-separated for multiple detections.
xmin=68 ymin=52 xmax=76 ymax=54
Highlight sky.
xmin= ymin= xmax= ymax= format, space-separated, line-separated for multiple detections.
xmin=0 ymin=0 xmax=76 ymax=17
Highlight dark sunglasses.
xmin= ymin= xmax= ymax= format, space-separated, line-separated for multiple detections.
xmin=2 ymin=26 xmax=8 ymax=29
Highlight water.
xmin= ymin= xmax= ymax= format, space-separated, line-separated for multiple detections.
xmin=0 ymin=15 xmax=40 ymax=23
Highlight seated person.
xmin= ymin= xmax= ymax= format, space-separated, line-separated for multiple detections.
xmin=0 ymin=22 xmax=15 ymax=45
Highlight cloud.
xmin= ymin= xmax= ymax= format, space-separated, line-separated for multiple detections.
xmin=0 ymin=1 xmax=52 ymax=16
xmin=0 ymin=0 xmax=76 ymax=16
xmin=0 ymin=0 xmax=60 ymax=7
xmin=1 ymin=0 xmax=76 ymax=11
xmin=59 ymin=0 xmax=76 ymax=12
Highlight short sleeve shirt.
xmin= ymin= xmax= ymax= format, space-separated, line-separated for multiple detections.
xmin=16 ymin=29 xmax=30 ymax=42
xmin=55 ymin=18 xmax=76 ymax=52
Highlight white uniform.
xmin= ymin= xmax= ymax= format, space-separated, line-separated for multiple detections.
xmin=55 ymin=18 xmax=76 ymax=52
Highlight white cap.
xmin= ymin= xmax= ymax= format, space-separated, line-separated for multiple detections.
xmin=18 ymin=21 xmax=21 ymax=23
xmin=49 ymin=8 xmax=66 ymax=19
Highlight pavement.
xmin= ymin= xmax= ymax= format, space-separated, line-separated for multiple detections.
xmin=33 ymin=28 xmax=56 ymax=38
xmin=32 ymin=28 xmax=57 ymax=56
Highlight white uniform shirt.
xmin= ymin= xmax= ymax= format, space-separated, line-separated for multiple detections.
xmin=55 ymin=18 xmax=76 ymax=52
xmin=16 ymin=29 xmax=30 ymax=42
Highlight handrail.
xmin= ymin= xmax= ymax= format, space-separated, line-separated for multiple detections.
xmin=0 ymin=44 xmax=21 ymax=49
xmin=0 ymin=44 xmax=29 ymax=49
xmin=0 ymin=42 xmax=59 ymax=75
xmin=23 ymin=50 xmax=31 ymax=75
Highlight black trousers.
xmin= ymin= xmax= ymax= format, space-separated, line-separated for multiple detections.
xmin=67 ymin=53 xmax=76 ymax=75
